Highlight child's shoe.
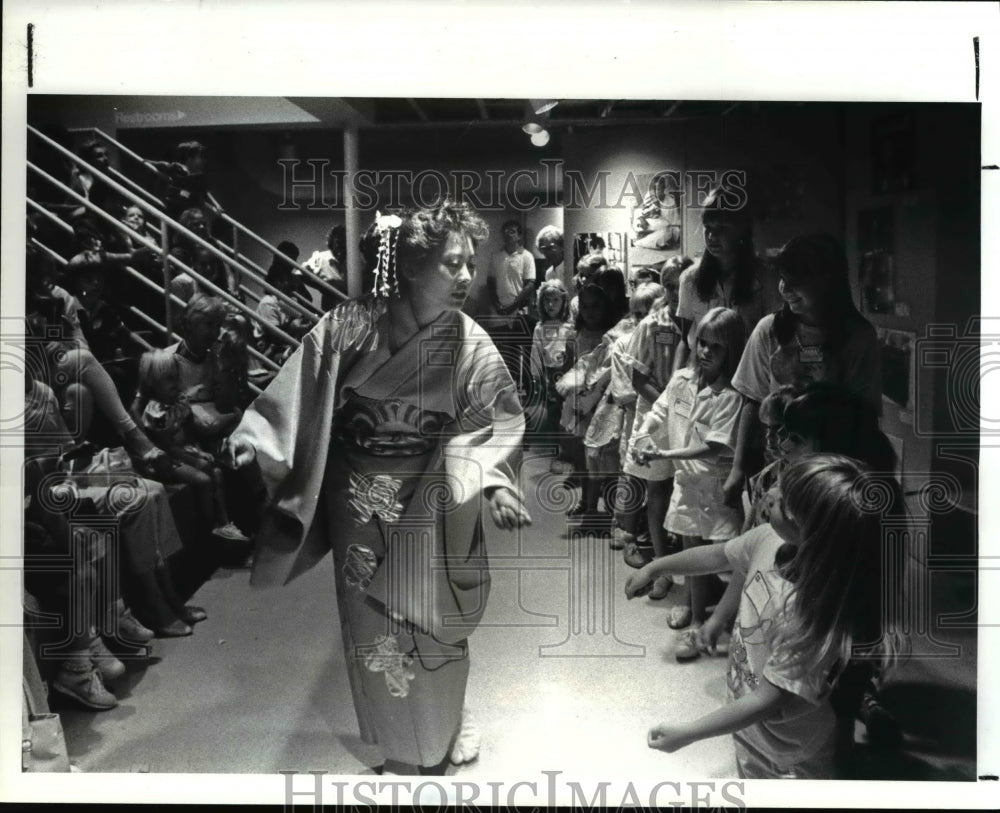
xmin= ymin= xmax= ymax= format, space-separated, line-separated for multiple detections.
xmin=213 ymin=522 xmax=249 ymax=542
xmin=667 ymin=605 xmax=692 ymax=629
xmin=623 ymin=542 xmax=654 ymax=569
xmin=88 ymin=633 xmax=126 ymax=682
xmin=611 ymin=528 xmax=634 ymax=551
xmin=549 ymin=459 xmax=574 ymax=475
xmin=52 ymin=662 xmax=118 ymax=710
xmin=648 ymin=575 xmax=672 ymax=600
xmin=675 ymin=628 xmax=701 ymax=662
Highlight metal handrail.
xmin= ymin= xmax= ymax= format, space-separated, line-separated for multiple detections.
xmin=28 ymin=125 xmax=318 ymax=324
xmin=32 ymin=231 xmax=279 ymax=378
xmin=27 ymin=160 xmax=303 ymax=351
xmin=216 ymin=210 xmax=346 ymax=305
xmin=74 ymin=125 xmax=345 ymax=306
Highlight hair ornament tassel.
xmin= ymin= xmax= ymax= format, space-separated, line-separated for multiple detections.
xmin=373 ymin=211 xmax=402 ymax=300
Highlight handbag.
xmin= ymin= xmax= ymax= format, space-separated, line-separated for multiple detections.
xmin=22 ymin=646 xmax=71 ymax=773
xmin=58 ymin=444 xmax=135 ymax=488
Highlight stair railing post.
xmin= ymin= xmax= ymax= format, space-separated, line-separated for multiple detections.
xmin=161 ymin=223 xmax=173 ymax=341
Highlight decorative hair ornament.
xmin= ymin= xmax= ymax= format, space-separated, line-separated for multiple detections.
xmin=373 ymin=211 xmax=402 ymax=299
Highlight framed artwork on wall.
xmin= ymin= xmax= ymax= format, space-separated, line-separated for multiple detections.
xmin=858 ymin=206 xmax=900 ymax=316
xmin=573 ymin=232 xmax=627 ymax=272
xmin=628 ymin=171 xmax=682 ymax=268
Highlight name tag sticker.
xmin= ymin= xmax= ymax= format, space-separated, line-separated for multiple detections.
xmin=654 ymin=329 xmax=678 ymax=346
xmin=799 ymin=345 xmax=823 ymax=364
xmin=674 ymin=395 xmax=694 ymax=419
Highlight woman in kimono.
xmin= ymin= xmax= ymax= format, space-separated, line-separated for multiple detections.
xmin=226 ymin=201 xmax=531 ymax=774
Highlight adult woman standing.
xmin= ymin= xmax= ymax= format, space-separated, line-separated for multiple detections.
xmin=226 ymin=201 xmax=531 ymax=774
xmin=675 ymin=183 xmax=771 ymax=366
xmin=675 ymin=184 xmax=772 ymax=505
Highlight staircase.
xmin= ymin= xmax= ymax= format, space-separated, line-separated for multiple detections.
xmin=26 ymin=124 xmax=348 ymax=392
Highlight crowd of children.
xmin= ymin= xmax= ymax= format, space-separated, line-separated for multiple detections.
xmin=520 ymin=190 xmax=903 ymax=779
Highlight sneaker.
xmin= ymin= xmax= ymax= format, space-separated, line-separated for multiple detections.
xmin=675 ymin=628 xmax=701 ymax=662
xmin=88 ymin=635 xmax=126 ymax=682
xmin=52 ymin=664 xmax=118 ymax=710
xmin=859 ymin=689 xmax=902 ymax=747
xmin=212 ymin=522 xmax=250 ymax=542
xmin=623 ymin=542 xmax=654 ymax=569
xmin=648 ymin=575 xmax=672 ymax=600
xmin=118 ymin=608 xmax=154 ymax=644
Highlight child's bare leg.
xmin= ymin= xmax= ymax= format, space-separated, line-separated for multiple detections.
xmin=688 ymin=537 xmax=711 ymax=626
xmin=210 ymin=467 xmax=230 ymax=525
xmin=171 ymin=461 xmax=215 ymax=526
xmin=647 ymin=479 xmax=672 ymax=557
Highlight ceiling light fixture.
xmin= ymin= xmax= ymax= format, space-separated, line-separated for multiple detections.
xmin=530 ymin=99 xmax=559 ymax=115
xmin=530 ymin=130 xmax=550 ymax=147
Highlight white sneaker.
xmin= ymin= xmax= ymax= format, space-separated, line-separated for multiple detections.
xmin=212 ymin=522 xmax=249 ymax=542
xmin=449 ymin=707 xmax=481 ymax=765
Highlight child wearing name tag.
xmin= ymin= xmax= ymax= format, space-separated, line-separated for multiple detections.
xmin=632 ymin=307 xmax=746 ymax=659
xmin=722 ymin=234 xmax=881 ymax=511
xmin=618 ymin=258 xmax=690 ymax=577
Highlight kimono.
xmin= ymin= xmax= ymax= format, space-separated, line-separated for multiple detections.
xmin=231 ymin=296 xmax=524 ymax=767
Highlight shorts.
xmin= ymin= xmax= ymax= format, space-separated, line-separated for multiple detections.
xmin=664 ymin=470 xmax=742 ymax=540
xmin=733 ymin=729 xmax=836 ymax=779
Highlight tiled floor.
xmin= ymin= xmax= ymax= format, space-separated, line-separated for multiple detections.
xmin=55 ymin=450 xmax=978 ymax=782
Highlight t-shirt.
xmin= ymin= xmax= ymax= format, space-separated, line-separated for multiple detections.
xmin=676 ymin=260 xmax=769 ymax=349
xmin=543 ymin=261 xmax=572 ymax=293
xmin=725 ymin=526 xmax=838 ymax=769
xmin=488 ymin=247 xmax=535 ymax=311
xmin=622 ymin=306 xmax=682 ymax=397
xmin=647 ymin=367 xmax=741 ymax=479
xmin=166 ymin=341 xmax=215 ymax=403
xmin=731 ymin=313 xmax=881 ymax=411
xmin=530 ymin=321 xmax=576 ymax=372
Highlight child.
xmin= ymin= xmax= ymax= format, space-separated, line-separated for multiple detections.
xmin=632 ymin=307 xmax=745 ymax=659
xmin=555 ymin=283 xmax=617 ymax=514
xmin=585 ymin=282 xmax=663 ymax=543
xmin=138 ymin=350 xmax=249 ymax=542
xmin=619 ymin=258 xmax=690 ymax=576
xmin=529 ymin=280 xmax=576 ymax=469
xmin=724 ymin=233 xmax=881 ymax=509
xmin=568 ymin=252 xmax=608 ymax=323
xmin=580 ymin=284 xmax=653 ymax=518
xmin=625 ymin=454 xmax=900 ymax=779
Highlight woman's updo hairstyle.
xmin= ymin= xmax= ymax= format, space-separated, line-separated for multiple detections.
xmin=395 ymin=199 xmax=489 ymax=281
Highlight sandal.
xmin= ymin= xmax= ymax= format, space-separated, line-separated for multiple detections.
xmin=668 ymin=605 xmax=692 ymax=629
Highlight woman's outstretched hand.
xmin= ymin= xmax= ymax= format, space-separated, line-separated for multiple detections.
xmin=222 ymin=437 xmax=256 ymax=469
xmin=488 ymin=487 xmax=532 ymax=531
